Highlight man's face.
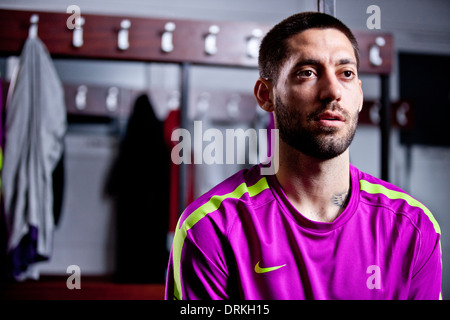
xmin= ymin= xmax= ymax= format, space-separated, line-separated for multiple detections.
xmin=272 ymin=28 xmax=363 ymax=160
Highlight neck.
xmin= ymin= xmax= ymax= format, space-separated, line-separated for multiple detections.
xmin=276 ymin=140 xmax=351 ymax=223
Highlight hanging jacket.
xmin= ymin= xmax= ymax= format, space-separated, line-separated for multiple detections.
xmin=0 ymin=75 xmax=7 ymax=282
xmin=1 ymin=36 xmax=67 ymax=280
xmin=106 ymin=94 xmax=170 ymax=283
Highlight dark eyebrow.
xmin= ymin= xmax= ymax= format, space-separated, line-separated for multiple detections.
xmin=292 ymin=58 xmax=357 ymax=70
xmin=337 ymin=58 xmax=357 ymax=67
xmin=292 ymin=59 xmax=321 ymax=70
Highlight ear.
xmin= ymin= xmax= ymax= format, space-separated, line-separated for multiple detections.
xmin=254 ymin=78 xmax=274 ymax=112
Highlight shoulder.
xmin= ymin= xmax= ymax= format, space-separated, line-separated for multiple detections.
xmin=177 ymin=164 xmax=273 ymax=236
xmin=352 ymin=165 xmax=441 ymax=236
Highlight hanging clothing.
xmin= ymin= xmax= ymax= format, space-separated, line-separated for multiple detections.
xmin=0 ymin=75 xmax=7 ymax=281
xmin=163 ymin=109 xmax=181 ymax=248
xmin=0 ymin=75 xmax=4 ymax=177
xmin=163 ymin=108 xmax=194 ymax=251
xmin=106 ymin=94 xmax=170 ymax=283
xmin=1 ymin=37 xmax=67 ymax=280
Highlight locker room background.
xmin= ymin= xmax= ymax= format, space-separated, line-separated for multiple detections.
xmin=0 ymin=0 xmax=449 ymax=299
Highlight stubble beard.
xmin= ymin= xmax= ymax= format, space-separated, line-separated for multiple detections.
xmin=274 ymin=95 xmax=359 ymax=160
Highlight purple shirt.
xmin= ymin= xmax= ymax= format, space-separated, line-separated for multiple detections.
xmin=165 ymin=164 xmax=442 ymax=300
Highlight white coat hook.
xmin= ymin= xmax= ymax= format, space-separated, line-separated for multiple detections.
xmin=75 ymin=85 xmax=88 ymax=110
xmin=28 ymin=14 xmax=39 ymax=39
xmin=226 ymin=94 xmax=241 ymax=118
xmin=396 ymin=102 xmax=410 ymax=126
xmin=205 ymin=25 xmax=220 ymax=55
xmin=167 ymin=90 xmax=180 ymax=110
xmin=369 ymin=101 xmax=381 ymax=124
xmin=106 ymin=87 xmax=119 ymax=112
xmin=72 ymin=16 xmax=85 ymax=48
xmin=161 ymin=22 xmax=176 ymax=53
xmin=369 ymin=36 xmax=386 ymax=67
xmin=246 ymin=28 xmax=263 ymax=58
xmin=118 ymin=19 xmax=131 ymax=50
xmin=197 ymin=92 xmax=211 ymax=116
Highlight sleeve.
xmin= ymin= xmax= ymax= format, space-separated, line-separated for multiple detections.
xmin=164 ymin=214 xmax=232 ymax=300
xmin=408 ymin=213 xmax=442 ymax=300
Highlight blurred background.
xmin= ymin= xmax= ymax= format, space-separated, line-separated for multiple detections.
xmin=0 ymin=0 xmax=449 ymax=300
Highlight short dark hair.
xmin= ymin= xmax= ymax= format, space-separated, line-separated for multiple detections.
xmin=258 ymin=12 xmax=360 ymax=83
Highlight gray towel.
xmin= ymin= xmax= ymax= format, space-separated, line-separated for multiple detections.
xmin=2 ymin=36 xmax=66 ymax=279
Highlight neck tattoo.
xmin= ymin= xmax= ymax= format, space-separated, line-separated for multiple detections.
xmin=332 ymin=191 xmax=350 ymax=208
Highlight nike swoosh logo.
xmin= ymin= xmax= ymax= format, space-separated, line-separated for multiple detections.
xmin=254 ymin=261 xmax=286 ymax=274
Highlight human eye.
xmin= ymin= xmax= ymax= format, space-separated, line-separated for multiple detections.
xmin=296 ymin=69 xmax=316 ymax=79
xmin=341 ymin=70 xmax=356 ymax=80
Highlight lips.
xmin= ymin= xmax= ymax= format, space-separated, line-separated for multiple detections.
xmin=316 ymin=111 xmax=345 ymax=122
xmin=311 ymin=110 xmax=346 ymax=129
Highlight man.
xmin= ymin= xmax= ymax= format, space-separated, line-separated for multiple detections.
xmin=165 ymin=12 xmax=442 ymax=300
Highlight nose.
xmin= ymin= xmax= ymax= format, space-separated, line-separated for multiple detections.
xmin=318 ymin=71 xmax=342 ymax=103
